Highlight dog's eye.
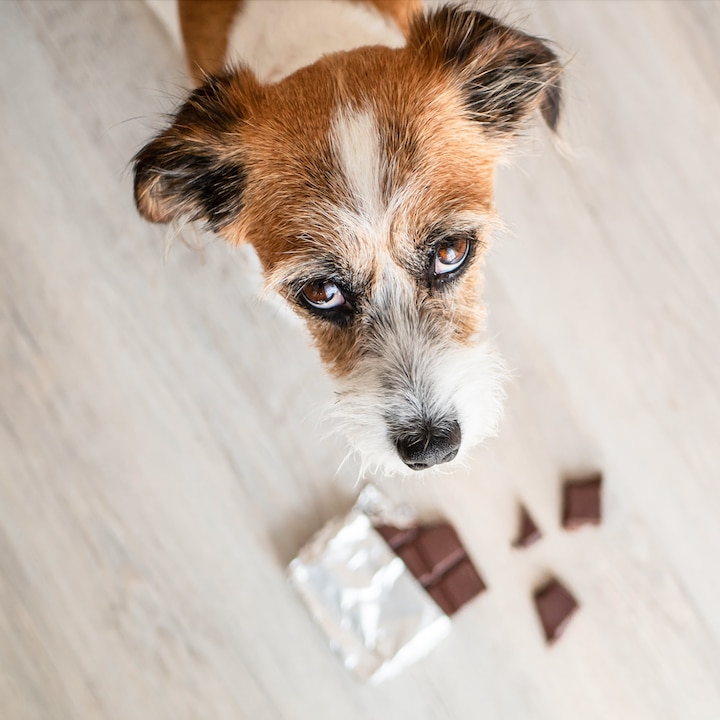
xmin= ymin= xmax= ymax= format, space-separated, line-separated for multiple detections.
xmin=301 ymin=280 xmax=346 ymax=309
xmin=433 ymin=236 xmax=470 ymax=276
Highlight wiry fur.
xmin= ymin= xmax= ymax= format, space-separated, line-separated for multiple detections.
xmin=326 ymin=269 xmax=508 ymax=476
xmin=407 ymin=6 xmax=562 ymax=135
xmin=134 ymin=4 xmax=562 ymax=475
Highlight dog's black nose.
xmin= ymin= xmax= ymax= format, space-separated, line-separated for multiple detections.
xmin=395 ymin=420 xmax=462 ymax=471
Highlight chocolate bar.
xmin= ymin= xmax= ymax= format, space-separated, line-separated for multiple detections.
xmin=533 ymin=577 xmax=578 ymax=643
xmin=375 ymin=522 xmax=486 ymax=615
xmin=513 ymin=504 xmax=542 ymax=548
xmin=562 ymin=473 xmax=602 ymax=529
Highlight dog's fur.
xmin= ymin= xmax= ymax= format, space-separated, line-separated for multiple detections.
xmin=135 ymin=1 xmax=562 ymax=475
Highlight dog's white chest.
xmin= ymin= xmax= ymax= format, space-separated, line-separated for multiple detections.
xmin=225 ymin=0 xmax=405 ymax=82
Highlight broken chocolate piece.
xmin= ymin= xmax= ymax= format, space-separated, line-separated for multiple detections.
xmin=534 ymin=577 xmax=578 ymax=643
xmin=375 ymin=522 xmax=486 ymax=615
xmin=562 ymin=473 xmax=602 ymax=529
xmin=513 ymin=505 xmax=542 ymax=548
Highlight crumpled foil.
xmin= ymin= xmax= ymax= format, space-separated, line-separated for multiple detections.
xmin=288 ymin=487 xmax=450 ymax=683
xmin=353 ymin=484 xmax=417 ymax=529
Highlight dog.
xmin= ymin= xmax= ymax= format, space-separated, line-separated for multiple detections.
xmin=134 ymin=0 xmax=562 ymax=475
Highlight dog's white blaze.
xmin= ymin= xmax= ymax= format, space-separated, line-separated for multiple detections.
xmin=331 ymin=108 xmax=385 ymax=227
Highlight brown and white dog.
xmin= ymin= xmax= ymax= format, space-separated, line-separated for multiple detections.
xmin=135 ymin=0 xmax=562 ymax=475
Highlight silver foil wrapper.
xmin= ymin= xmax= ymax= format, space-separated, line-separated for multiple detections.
xmin=288 ymin=488 xmax=450 ymax=683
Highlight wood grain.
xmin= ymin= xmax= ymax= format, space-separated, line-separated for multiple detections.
xmin=1 ymin=1 xmax=719 ymax=718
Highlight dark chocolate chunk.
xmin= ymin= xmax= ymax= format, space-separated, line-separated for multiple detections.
xmin=513 ymin=505 xmax=542 ymax=548
xmin=562 ymin=473 xmax=602 ymax=529
xmin=533 ymin=577 xmax=579 ymax=643
xmin=374 ymin=522 xmax=486 ymax=615
xmin=427 ymin=558 xmax=486 ymax=615
xmin=414 ymin=524 xmax=466 ymax=581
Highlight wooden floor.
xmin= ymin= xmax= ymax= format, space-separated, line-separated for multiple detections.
xmin=2 ymin=1 xmax=720 ymax=718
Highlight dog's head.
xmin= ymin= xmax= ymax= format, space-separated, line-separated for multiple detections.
xmin=134 ymin=7 xmax=562 ymax=474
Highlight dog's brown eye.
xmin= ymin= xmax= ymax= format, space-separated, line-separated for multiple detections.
xmin=302 ymin=280 xmax=345 ymax=309
xmin=434 ymin=236 xmax=470 ymax=276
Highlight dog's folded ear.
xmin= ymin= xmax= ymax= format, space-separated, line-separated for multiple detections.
xmin=408 ymin=6 xmax=562 ymax=135
xmin=133 ymin=70 xmax=259 ymax=231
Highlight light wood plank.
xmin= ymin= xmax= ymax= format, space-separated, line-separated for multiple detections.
xmin=1 ymin=1 xmax=719 ymax=718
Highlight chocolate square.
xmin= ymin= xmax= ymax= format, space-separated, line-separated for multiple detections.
xmin=533 ymin=578 xmax=579 ymax=643
xmin=429 ymin=558 xmax=486 ymax=615
xmin=562 ymin=473 xmax=602 ymax=529
xmin=513 ymin=505 xmax=542 ymax=548
xmin=414 ymin=524 xmax=466 ymax=580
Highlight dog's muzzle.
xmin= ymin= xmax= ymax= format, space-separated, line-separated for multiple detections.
xmin=393 ymin=419 xmax=461 ymax=471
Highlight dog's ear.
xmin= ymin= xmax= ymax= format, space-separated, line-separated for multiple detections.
xmin=408 ymin=6 xmax=562 ymax=134
xmin=133 ymin=70 xmax=260 ymax=231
